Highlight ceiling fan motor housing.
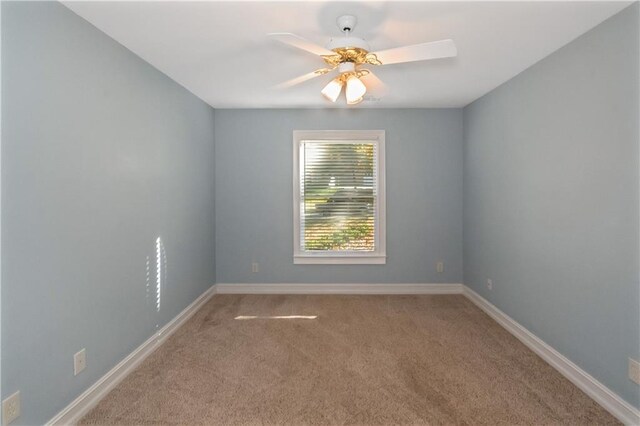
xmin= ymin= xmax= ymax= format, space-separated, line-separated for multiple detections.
xmin=326 ymin=36 xmax=370 ymax=52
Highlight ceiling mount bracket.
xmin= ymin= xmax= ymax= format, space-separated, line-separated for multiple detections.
xmin=337 ymin=15 xmax=357 ymax=33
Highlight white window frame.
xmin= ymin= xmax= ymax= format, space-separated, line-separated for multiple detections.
xmin=293 ymin=130 xmax=386 ymax=264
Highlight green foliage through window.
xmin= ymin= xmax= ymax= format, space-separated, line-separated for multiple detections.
xmin=301 ymin=142 xmax=376 ymax=251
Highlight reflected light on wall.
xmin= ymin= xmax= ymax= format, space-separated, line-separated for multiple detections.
xmin=145 ymin=256 xmax=151 ymax=303
xmin=156 ymin=237 xmax=165 ymax=312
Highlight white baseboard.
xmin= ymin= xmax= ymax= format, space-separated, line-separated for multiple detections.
xmin=215 ymin=283 xmax=463 ymax=295
xmin=462 ymin=286 xmax=640 ymax=426
xmin=46 ymin=284 xmax=217 ymax=426
xmin=45 ymin=282 xmax=638 ymax=426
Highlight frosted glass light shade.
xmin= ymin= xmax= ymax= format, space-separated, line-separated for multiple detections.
xmin=321 ymin=78 xmax=343 ymax=102
xmin=345 ymin=75 xmax=366 ymax=105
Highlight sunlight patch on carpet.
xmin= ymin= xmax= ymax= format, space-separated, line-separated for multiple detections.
xmin=234 ymin=315 xmax=318 ymax=320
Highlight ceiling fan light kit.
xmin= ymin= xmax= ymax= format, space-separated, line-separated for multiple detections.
xmin=321 ymin=62 xmax=370 ymax=104
xmin=345 ymin=75 xmax=366 ymax=105
xmin=270 ymin=14 xmax=457 ymax=105
xmin=321 ymin=78 xmax=343 ymax=102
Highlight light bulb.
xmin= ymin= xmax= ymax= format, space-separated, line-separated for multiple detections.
xmin=347 ymin=96 xmax=364 ymax=105
xmin=345 ymin=75 xmax=366 ymax=105
xmin=321 ymin=78 xmax=343 ymax=103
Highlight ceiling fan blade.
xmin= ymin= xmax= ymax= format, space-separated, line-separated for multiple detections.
xmin=268 ymin=33 xmax=336 ymax=57
xmin=371 ymin=39 xmax=457 ymax=66
xmin=276 ymin=68 xmax=333 ymax=90
xmin=360 ymin=71 xmax=388 ymax=96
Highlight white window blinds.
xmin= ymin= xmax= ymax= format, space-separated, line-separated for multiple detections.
xmin=293 ymin=131 xmax=386 ymax=264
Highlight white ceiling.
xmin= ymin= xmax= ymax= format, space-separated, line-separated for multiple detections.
xmin=63 ymin=1 xmax=631 ymax=108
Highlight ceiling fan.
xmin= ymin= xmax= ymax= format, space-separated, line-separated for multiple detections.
xmin=269 ymin=15 xmax=457 ymax=105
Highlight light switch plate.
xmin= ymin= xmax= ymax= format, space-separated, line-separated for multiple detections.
xmin=74 ymin=348 xmax=87 ymax=376
xmin=629 ymin=358 xmax=640 ymax=385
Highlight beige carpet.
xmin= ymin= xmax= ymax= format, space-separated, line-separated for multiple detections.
xmin=80 ymin=295 xmax=618 ymax=425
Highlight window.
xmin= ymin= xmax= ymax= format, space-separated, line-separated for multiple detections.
xmin=293 ymin=130 xmax=386 ymax=264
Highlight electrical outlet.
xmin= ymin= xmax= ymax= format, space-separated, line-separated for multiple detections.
xmin=487 ymin=279 xmax=493 ymax=290
xmin=74 ymin=348 xmax=86 ymax=376
xmin=436 ymin=262 xmax=444 ymax=273
xmin=2 ymin=391 xmax=21 ymax=425
xmin=629 ymin=358 xmax=640 ymax=385
xmin=251 ymin=262 xmax=259 ymax=273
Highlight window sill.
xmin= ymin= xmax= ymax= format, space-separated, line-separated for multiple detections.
xmin=294 ymin=255 xmax=386 ymax=265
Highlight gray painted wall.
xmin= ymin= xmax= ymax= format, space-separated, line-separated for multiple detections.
xmin=2 ymin=0 xmax=638 ymax=422
xmin=215 ymin=109 xmax=463 ymax=284
xmin=463 ymin=3 xmax=639 ymax=409
xmin=1 ymin=2 xmax=215 ymax=424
